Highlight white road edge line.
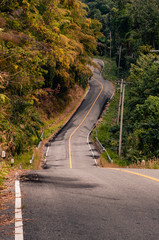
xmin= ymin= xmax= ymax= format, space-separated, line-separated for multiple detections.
xmin=86 ymin=61 xmax=109 ymax=167
xmin=15 ymin=179 xmax=24 ymax=240
xmin=46 ymin=146 xmax=49 ymax=157
xmin=87 ymin=128 xmax=97 ymax=166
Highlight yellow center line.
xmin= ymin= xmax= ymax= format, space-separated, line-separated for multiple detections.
xmin=69 ymin=77 xmax=103 ymax=168
xmin=111 ymin=168 xmax=159 ymax=183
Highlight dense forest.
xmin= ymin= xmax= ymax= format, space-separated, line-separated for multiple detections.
xmin=0 ymin=0 xmax=102 ymax=158
xmin=84 ymin=0 xmax=159 ymax=72
xmin=84 ymin=0 xmax=159 ymax=162
xmin=0 ymin=0 xmax=159 ymax=163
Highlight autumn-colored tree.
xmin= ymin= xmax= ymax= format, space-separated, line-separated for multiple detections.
xmin=0 ymin=0 xmax=101 ymax=156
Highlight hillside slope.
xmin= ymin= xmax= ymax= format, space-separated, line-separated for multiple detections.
xmin=0 ymin=0 xmax=102 ymax=158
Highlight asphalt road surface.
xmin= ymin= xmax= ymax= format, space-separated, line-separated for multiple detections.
xmin=21 ymin=60 xmax=159 ymax=240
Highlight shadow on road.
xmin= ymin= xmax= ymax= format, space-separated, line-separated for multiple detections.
xmin=20 ymin=174 xmax=98 ymax=189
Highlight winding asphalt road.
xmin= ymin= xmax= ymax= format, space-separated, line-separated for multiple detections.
xmin=21 ymin=60 xmax=159 ymax=240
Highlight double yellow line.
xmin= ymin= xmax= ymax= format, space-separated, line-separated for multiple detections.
xmin=69 ymin=77 xmax=103 ymax=168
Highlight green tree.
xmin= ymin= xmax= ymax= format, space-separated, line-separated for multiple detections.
xmin=0 ymin=0 xmax=101 ymax=156
xmin=129 ymin=96 xmax=159 ymax=158
xmin=125 ymin=53 xmax=159 ymax=160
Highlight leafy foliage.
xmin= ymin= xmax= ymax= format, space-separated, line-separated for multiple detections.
xmin=84 ymin=0 xmax=159 ymax=162
xmin=83 ymin=0 xmax=159 ymax=75
xmin=124 ymin=54 xmax=159 ymax=161
xmin=0 ymin=0 xmax=101 ymax=157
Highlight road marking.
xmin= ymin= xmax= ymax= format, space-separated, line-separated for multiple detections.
xmin=87 ymin=128 xmax=97 ymax=166
xmin=69 ymin=77 xmax=103 ymax=168
xmin=112 ymin=168 xmax=159 ymax=183
xmin=46 ymin=146 xmax=49 ymax=157
xmin=15 ymin=179 xmax=24 ymax=240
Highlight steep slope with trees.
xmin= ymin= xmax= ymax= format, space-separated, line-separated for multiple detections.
xmin=84 ymin=0 xmax=159 ymax=74
xmin=125 ymin=54 xmax=159 ymax=161
xmin=0 ymin=0 xmax=102 ymax=158
xmin=1 ymin=0 xmax=159 ymax=164
xmin=84 ymin=0 xmax=159 ymax=163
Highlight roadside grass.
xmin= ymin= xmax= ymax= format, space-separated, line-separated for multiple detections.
xmin=43 ymin=111 xmax=72 ymax=140
xmin=147 ymin=158 xmax=159 ymax=169
xmin=0 ymin=148 xmax=42 ymax=189
xmin=14 ymin=151 xmax=33 ymax=169
xmin=129 ymin=157 xmax=159 ymax=169
xmin=101 ymin=151 xmax=129 ymax=167
xmin=100 ymin=152 xmax=127 ymax=168
xmin=0 ymin=162 xmax=10 ymax=189
xmin=43 ymin=119 xmax=64 ymax=140
xmin=32 ymin=148 xmax=42 ymax=170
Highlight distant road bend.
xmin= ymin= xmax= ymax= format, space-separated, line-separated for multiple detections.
xmin=44 ymin=58 xmax=114 ymax=169
xmin=21 ymin=59 xmax=159 ymax=240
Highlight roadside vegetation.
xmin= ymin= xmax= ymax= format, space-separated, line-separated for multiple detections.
xmin=0 ymin=0 xmax=159 ymax=189
xmin=93 ymin=56 xmax=159 ymax=169
xmin=0 ymin=0 xmax=102 ymax=178
xmin=0 ymin=163 xmax=10 ymax=189
xmin=87 ymin=0 xmax=159 ymax=168
xmin=92 ymin=57 xmax=129 ymax=166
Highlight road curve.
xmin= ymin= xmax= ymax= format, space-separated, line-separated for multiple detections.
xmin=21 ymin=61 xmax=159 ymax=240
xmin=44 ymin=59 xmax=114 ymax=169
